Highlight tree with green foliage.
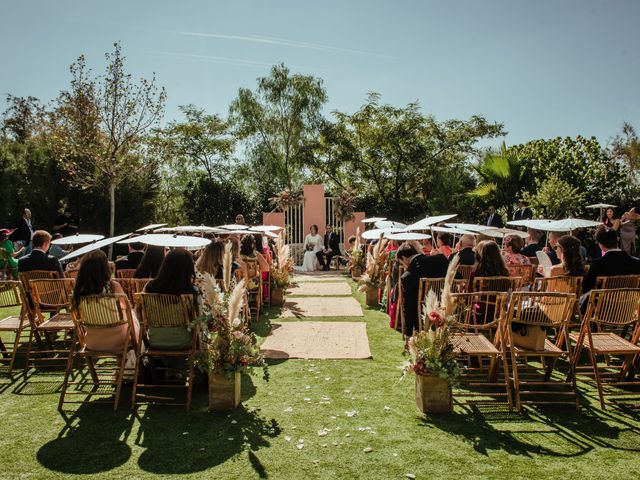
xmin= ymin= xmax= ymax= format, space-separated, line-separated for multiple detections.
xmin=309 ymin=93 xmax=504 ymax=218
xmin=229 ymin=63 xmax=327 ymax=191
xmin=49 ymin=42 xmax=165 ymax=241
xmin=524 ymin=175 xmax=586 ymax=219
xmin=612 ymin=122 xmax=640 ymax=185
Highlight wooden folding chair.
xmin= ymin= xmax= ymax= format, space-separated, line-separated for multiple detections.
xmin=505 ymin=291 xmax=578 ymax=411
xmin=473 ymin=276 xmax=522 ymax=293
xmin=244 ymin=258 xmax=262 ymax=321
xmin=59 ymin=294 xmax=137 ymax=410
xmin=25 ymin=278 xmax=76 ymax=370
xmin=263 ymin=269 xmax=271 ymax=308
xmin=595 ymin=275 xmax=640 ymax=290
xmin=450 ymin=291 xmax=512 ymax=409
xmin=570 ymin=288 xmax=640 ymax=409
xmin=417 ymin=277 xmax=467 ymax=331
xmin=64 ymin=270 xmax=79 ymax=280
xmin=116 ymin=269 xmax=136 ymax=279
xmin=0 ymin=281 xmax=30 ymax=374
xmin=508 ymin=264 xmax=535 ymax=289
xmin=118 ymin=278 xmax=152 ymax=306
xmin=534 ymin=275 xmax=584 ymax=332
xmin=456 ymin=265 xmax=474 ymax=286
xmin=132 ymin=293 xmax=198 ymax=411
xmin=19 ymin=270 xmax=59 ymax=314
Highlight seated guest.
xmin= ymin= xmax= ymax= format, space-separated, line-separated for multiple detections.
xmin=134 ymin=245 xmax=165 ymax=278
xmin=17 ymin=230 xmax=64 ymax=278
xmin=48 ymin=234 xmax=70 ymax=259
xmin=0 ymin=228 xmax=23 ymax=279
xmin=195 ymin=239 xmax=226 ymax=279
xmin=422 ymin=238 xmax=433 ymax=255
xmin=143 ymin=249 xmax=200 ymax=349
xmin=342 ymin=235 xmax=357 ymax=265
xmin=472 ymin=240 xmax=510 ymax=284
xmin=435 ymin=233 xmax=453 ymax=259
xmin=72 ymin=250 xmax=139 ymax=351
xmin=543 ymin=232 xmax=562 ymax=265
xmin=545 ymin=235 xmax=586 ymax=278
xmin=521 ymin=228 xmax=542 ymax=258
xmin=502 ymin=235 xmax=531 ymax=266
xmin=229 ymin=237 xmax=247 ymax=281
xmin=582 ymin=227 xmax=640 ymax=295
xmin=452 ymin=234 xmax=476 ymax=266
xmin=240 ymin=234 xmax=269 ymax=290
xmin=398 ymin=243 xmax=449 ymax=338
xmin=115 ymin=242 xmax=146 ymax=271
xmin=316 ymin=224 xmax=340 ymax=271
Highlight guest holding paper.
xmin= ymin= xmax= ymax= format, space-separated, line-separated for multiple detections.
xmin=543 ymin=235 xmax=586 ymax=278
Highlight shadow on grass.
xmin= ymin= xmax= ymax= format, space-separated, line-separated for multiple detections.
xmin=134 ymin=403 xmax=280 ymax=475
xmin=37 ymin=405 xmax=134 ymax=474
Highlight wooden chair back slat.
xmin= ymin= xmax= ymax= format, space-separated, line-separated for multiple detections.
xmin=30 ymin=279 xmax=75 ymax=310
xmin=508 ymin=264 xmax=535 ymax=286
xmin=507 ymin=292 xmax=576 ymax=328
xmin=456 ymin=265 xmax=474 ymax=285
xmin=116 ymin=269 xmax=136 ymax=279
xmin=19 ymin=270 xmax=58 ymax=294
xmin=118 ymin=278 xmax=152 ymax=305
xmin=135 ymin=293 xmax=196 ymax=329
xmin=76 ymin=294 xmax=130 ymax=328
xmin=595 ymin=275 xmax=640 ymax=290
xmin=0 ymin=280 xmax=24 ymax=308
xmin=450 ymin=291 xmax=508 ymax=331
xmin=64 ymin=270 xmax=79 ymax=279
xmin=473 ymin=276 xmax=521 ymax=293
xmin=534 ymin=275 xmax=583 ymax=298
xmin=584 ymin=288 xmax=640 ymax=327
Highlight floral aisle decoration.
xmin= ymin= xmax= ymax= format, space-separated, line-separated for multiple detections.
xmin=196 ymin=254 xmax=269 ymax=411
xmin=349 ymin=228 xmax=366 ymax=278
xmin=334 ymin=187 xmax=356 ymax=221
xmin=402 ymin=257 xmax=461 ymax=413
xmin=270 ymin=234 xmax=294 ymax=305
xmin=357 ymin=237 xmax=388 ymax=306
xmin=269 ymin=188 xmax=305 ymax=212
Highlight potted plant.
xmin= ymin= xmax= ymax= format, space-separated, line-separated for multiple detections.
xmin=402 ymin=260 xmax=460 ymax=413
xmin=196 ymin=252 xmax=269 ymax=411
xmin=270 ymin=235 xmax=293 ymax=306
xmin=350 ymin=249 xmax=365 ymax=279
xmin=357 ymin=238 xmax=387 ymax=306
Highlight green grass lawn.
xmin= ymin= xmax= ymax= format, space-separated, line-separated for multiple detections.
xmin=1 ymin=276 xmax=640 ymax=479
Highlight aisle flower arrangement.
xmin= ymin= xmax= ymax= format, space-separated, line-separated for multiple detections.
xmin=357 ymin=237 xmax=387 ymax=306
xmin=402 ymin=258 xmax=460 ymax=413
xmin=270 ymin=235 xmax=294 ymax=305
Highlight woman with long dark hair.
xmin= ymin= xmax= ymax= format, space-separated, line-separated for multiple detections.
xmin=144 ymin=249 xmax=199 ymax=349
xmin=474 ymin=240 xmax=510 ymax=278
xmin=72 ymin=249 xmax=139 ymax=351
xmin=134 ymin=245 xmax=165 ymax=278
xmin=545 ymin=235 xmax=586 ymax=277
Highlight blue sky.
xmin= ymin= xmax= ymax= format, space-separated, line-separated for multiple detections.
xmin=1 ymin=0 xmax=639 ymax=147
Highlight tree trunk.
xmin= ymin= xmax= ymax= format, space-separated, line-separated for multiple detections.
xmin=107 ymin=181 xmax=116 ymax=259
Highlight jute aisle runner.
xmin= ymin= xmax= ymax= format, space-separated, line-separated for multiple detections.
xmin=261 ymin=272 xmax=371 ymax=359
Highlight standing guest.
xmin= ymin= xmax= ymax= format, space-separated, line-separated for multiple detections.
xmin=502 ymin=235 xmax=531 ymax=266
xmin=603 ymin=207 xmax=621 ymax=231
xmin=452 ymin=234 xmax=476 ymax=266
xmin=49 ymin=234 xmax=71 ymax=259
xmin=52 ymin=209 xmax=78 ymax=237
xmin=543 ymin=232 xmax=562 ymax=265
xmin=235 ymin=214 xmax=245 ymax=226
xmin=115 ymin=242 xmax=146 ymax=271
xmin=134 ymin=245 xmax=165 ymax=278
xmin=195 ymin=239 xmax=226 ymax=279
xmin=398 ymin=242 xmax=449 ymax=337
xmin=144 ymin=249 xmax=200 ymax=350
xmin=485 ymin=206 xmax=504 ymax=228
xmin=17 ymin=230 xmax=64 ymax=278
xmin=11 ymin=208 xmax=33 ymax=253
xmin=435 ymin=233 xmax=454 ymax=259
xmin=619 ymin=208 xmax=638 ymax=256
xmin=316 ymin=224 xmax=340 ymax=271
xmin=72 ymin=249 xmax=139 ymax=352
xmin=513 ymin=200 xmax=533 ymax=221
xmin=521 ymin=229 xmax=542 ymax=258
xmin=544 ymin=235 xmax=586 ymax=278
xmin=0 ymin=228 xmax=23 ymax=279
xmin=582 ymin=227 xmax=640 ymax=295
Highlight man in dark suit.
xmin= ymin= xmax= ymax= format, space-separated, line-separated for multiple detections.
xmin=513 ymin=201 xmax=533 ymax=221
xmin=451 ymin=234 xmax=476 ymax=266
xmin=11 ymin=208 xmax=33 ymax=252
xmin=485 ymin=206 xmax=504 ymax=228
xmin=398 ymin=243 xmax=450 ymax=337
xmin=582 ymin=227 xmax=640 ymax=296
xmin=17 ymin=230 xmax=64 ymax=278
xmin=115 ymin=242 xmax=145 ymax=271
xmin=316 ymin=224 xmax=340 ymax=271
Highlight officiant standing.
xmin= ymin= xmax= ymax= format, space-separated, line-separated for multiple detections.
xmin=316 ymin=224 xmax=340 ymax=271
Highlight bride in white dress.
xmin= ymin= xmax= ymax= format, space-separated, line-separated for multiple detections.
xmin=301 ymin=225 xmax=322 ymax=272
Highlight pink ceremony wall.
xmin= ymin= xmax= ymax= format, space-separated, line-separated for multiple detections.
xmin=262 ymin=211 xmax=285 ymax=229
xmin=303 ymin=184 xmax=326 ymax=238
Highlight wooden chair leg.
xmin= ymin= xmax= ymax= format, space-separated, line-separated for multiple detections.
xmin=589 ymin=349 xmax=607 ymax=409
xmin=58 ymin=335 xmax=78 ymax=410
xmin=510 ymin=347 xmax=521 ymax=412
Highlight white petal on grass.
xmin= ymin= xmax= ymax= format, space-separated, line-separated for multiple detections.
xmin=364 ymin=447 xmax=374 ymax=453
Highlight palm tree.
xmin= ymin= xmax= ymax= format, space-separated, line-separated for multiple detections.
xmin=470 ymin=142 xmax=523 ymax=219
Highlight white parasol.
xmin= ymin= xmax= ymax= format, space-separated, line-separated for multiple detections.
xmin=136 ymin=223 xmax=167 ymax=232
xmin=219 ymin=224 xmax=249 ymax=230
xmin=507 ymin=219 xmax=554 ymax=230
xmin=586 ymin=203 xmax=617 ymax=222
xmin=445 ymin=223 xmax=498 ymax=233
xmin=405 ymin=214 xmax=458 ymax=231
xmin=251 ymin=225 xmax=284 ymax=232
xmin=374 ymin=220 xmax=407 ymax=229
xmin=119 ymin=234 xmax=210 ymax=249
xmin=386 ymin=232 xmax=431 ymax=241
xmin=543 ymin=218 xmax=602 ymax=233
xmin=430 ymin=226 xmax=474 ymax=235
xmin=51 ymin=234 xmax=104 ymax=245
xmin=362 ymin=217 xmax=386 ymax=223
xmin=361 ymin=228 xmax=403 ymax=240
xmin=478 ymin=227 xmax=529 ymax=239
xmin=60 ymin=233 xmax=132 ymax=262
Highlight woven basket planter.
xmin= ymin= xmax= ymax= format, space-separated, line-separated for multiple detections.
xmin=415 ymin=374 xmax=452 ymax=413
xmin=208 ymin=371 xmax=241 ymax=411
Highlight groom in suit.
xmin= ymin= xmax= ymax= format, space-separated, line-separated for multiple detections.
xmin=316 ymin=224 xmax=340 ymax=271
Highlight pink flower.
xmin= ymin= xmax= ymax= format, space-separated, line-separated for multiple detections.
xmin=428 ymin=311 xmax=445 ymax=327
